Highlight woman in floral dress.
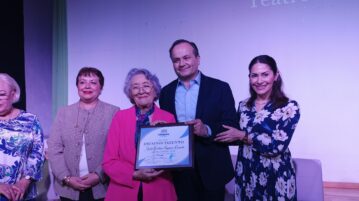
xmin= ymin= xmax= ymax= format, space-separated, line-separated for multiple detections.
xmin=0 ymin=73 xmax=45 ymax=201
xmin=215 ymin=55 xmax=300 ymax=201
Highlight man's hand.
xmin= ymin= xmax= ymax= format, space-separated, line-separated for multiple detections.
xmin=186 ymin=119 xmax=209 ymax=137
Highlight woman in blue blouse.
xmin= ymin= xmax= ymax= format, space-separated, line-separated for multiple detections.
xmin=0 ymin=73 xmax=45 ymax=201
xmin=215 ymin=55 xmax=300 ymax=201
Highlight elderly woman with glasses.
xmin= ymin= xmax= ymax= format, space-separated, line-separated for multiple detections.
xmin=102 ymin=68 xmax=177 ymax=201
xmin=0 ymin=73 xmax=45 ymax=201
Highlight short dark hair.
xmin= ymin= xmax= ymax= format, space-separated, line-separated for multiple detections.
xmin=169 ymin=39 xmax=200 ymax=59
xmin=247 ymin=55 xmax=289 ymax=109
xmin=76 ymin=67 xmax=105 ymax=89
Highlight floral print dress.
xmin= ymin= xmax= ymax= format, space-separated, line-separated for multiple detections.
xmin=235 ymin=100 xmax=300 ymax=201
xmin=0 ymin=111 xmax=45 ymax=200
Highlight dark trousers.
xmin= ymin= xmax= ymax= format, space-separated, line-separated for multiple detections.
xmin=173 ymin=169 xmax=225 ymax=201
xmin=0 ymin=196 xmax=36 ymax=201
xmin=138 ymin=182 xmax=143 ymax=201
xmin=60 ymin=188 xmax=104 ymax=201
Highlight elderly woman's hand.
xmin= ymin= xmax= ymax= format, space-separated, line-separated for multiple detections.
xmin=0 ymin=183 xmax=15 ymax=200
xmin=151 ymin=120 xmax=168 ymax=126
xmin=133 ymin=169 xmax=164 ymax=182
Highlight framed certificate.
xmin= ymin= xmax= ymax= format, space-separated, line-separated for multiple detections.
xmin=135 ymin=123 xmax=193 ymax=169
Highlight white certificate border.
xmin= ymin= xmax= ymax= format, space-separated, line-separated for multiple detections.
xmin=135 ymin=123 xmax=193 ymax=169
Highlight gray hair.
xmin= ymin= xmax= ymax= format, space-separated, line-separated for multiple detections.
xmin=123 ymin=68 xmax=161 ymax=104
xmin=0 ymin=73 xmax=21 ymax=103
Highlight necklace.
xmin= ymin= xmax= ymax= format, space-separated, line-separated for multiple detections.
xmin=255 ymin=100 xmax=268 ymax=105
xmin=255 ymin=100 xmax=269 ymax=111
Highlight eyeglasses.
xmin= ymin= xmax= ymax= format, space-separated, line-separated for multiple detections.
xmin=131 ymin=84 xmax=153 ymax=94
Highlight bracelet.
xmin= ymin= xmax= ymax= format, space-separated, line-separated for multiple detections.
xmin=63 ymin=176 xmax=71 ymax=185
xmin=241 ymin=132 xmax=249 ymax=143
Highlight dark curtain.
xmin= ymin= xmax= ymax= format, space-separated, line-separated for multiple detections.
xmin=0 ymin=0 xmax=26 ymax=110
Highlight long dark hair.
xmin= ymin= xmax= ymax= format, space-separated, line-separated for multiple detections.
xmin=246 ymin=55 xmax=289 ymax=109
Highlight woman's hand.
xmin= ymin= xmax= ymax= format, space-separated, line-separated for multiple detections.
xmin=81 ymin=173 xmax=100 ymax=187
xmin=66 ymin=176 xmax=91 ymax=191
xmin=0 ymin=183 xmax=15 ymax=200
xmin=11 ymin=178 xmax=31 ymax=201
xmin=133 ymin=169 xmax=164 ymax=182
xmin=214 ymin=125 xmax=246 ymax=143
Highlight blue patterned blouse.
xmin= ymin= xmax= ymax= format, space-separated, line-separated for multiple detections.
xmin=235 ymin=100 xmax=300 ymax=201
xmin=0 ymin=110 xmax=45 ymax=200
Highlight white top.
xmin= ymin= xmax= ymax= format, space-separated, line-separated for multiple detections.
xmin=79 ymin=135 xmax=89 ymax=177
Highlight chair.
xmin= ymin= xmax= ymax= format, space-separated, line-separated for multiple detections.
xmin=224 ymin=156 xmax=324 ymax=201
xmin=294 ymin=158 xmax=324 ymax=201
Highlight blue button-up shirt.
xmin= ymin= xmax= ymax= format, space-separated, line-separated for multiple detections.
xmin=175 ymin=72 xmax=212 ymax=135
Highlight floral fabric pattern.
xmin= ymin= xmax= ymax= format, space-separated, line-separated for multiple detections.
xmin=0 ymin=111 xmax=45 ymax=200
xmin=235 ymin=100 xmax=300 ymax=201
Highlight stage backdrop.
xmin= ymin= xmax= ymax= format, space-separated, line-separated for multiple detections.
xmin=66 ymin=0 xmax=359 ymax=183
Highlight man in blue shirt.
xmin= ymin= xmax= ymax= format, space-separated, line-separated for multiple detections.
xmin=159 ymin=39 xmax=238 ymax=201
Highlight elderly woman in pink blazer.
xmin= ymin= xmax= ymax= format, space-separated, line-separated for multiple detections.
xmin=102 ymin=68 xmax=177 ymax=201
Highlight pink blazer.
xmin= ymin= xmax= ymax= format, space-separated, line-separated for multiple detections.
xmin=102 ymin=105 xmax=177 ymax=201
